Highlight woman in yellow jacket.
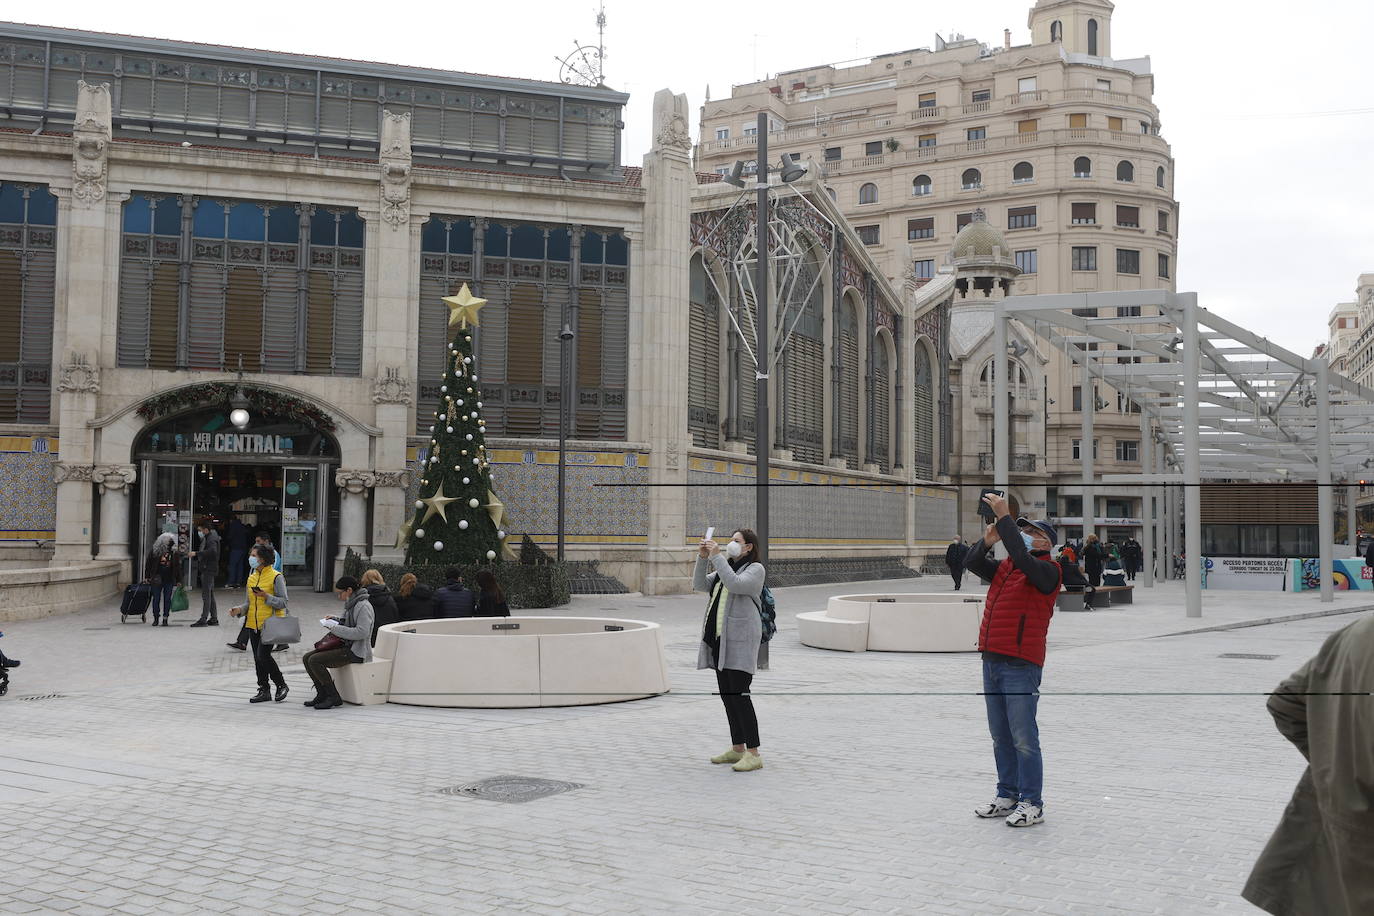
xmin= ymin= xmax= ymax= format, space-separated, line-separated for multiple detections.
xmin=229 ymin=544 xmax=290 ymax=704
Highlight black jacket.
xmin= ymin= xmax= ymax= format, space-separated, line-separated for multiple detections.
xmin=145 ymin=550 xmax=182 ymax=585
xmin=365 ymin=584 xmax=399 ymax=645
xmin=432 ymin=580 xmax=477 ymax=617
xmin=395 ymin=584 xmax=436 ymax=622
xmin=476 ymin=591 xmax=511 ymax=617
xmin=945 ymin=542 xmax=969 ymax=568
xmin=1083 ymin=542 xmax=1105 ymax=574
xmin=196 ymin=531 xmax=221 ymax=575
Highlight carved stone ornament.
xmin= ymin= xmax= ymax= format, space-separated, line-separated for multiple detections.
xmin=379 ymin=110 xmax=412 ymax=229
xmin=71 ymin=81 xmax=112 ymax=204
xmin=93 ymin=465 xmax=138 ymax=494
xmin=335 ymin=469 xmax=377 ymax=495
xmin=651 ymin=89 xmax=692 ymax=153
xmin=664 ymin=437 xmax=680 ymax=470
xmin=54 ymin=463 xmax=96 ymax=484
xmin=372 ymin=367 xmax=413 ymax=405
xmin=372 ymin=470 xmax=412 ymax=489
xmin=56 ymin=354 xmax=101 ymax=394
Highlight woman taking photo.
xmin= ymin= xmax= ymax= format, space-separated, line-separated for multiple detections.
xmin=474 ymin=570 xmax=510 ymax=617
xmin=228 ymin=544 xmax=289 ymax=704
xmin=693 ymin=529 xmax=766 ymax=773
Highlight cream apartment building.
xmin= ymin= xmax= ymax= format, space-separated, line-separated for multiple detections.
xmin=1325 ymin=274 xmax=1374 ymax=535
xmin=697 ymin=0 xmax=1179 ymax=541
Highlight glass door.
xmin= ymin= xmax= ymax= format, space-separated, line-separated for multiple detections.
xmin=143 ymin=463 xmax=195 ymax=584
xmin=281 ymin=467 xmax=318 ymax=589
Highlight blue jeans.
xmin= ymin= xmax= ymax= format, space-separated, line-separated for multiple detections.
xmin=150 ymin=582 xmax=175 ymax=620
xmin=982 ymin=656 xmax=1044 ymax=807
xmin=227 ymin=549 xmax=247 ymax=587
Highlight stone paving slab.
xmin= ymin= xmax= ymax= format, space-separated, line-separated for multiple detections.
xmin=2 ymin=578 xmax=1371 ymax=913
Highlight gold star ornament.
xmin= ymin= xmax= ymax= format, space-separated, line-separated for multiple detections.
xmin=442 ymin=283 xmax=487 ymax=329
xmin=420 ymin=482 xmax=460 ymax=524
xmin=483 ymin=491 xmax=506 ymax=529
xmin=394 ymin=519 xmax=413 ymax=550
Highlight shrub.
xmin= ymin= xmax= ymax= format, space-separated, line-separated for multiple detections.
xmin=341 ymin=548 xmax=570 ymax=609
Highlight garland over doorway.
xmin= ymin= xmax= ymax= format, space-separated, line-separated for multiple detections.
xmin=135 ymin=383 xmax=337 ymax=432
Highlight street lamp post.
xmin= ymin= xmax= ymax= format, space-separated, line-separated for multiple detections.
xmin=754 ymin=112 xmax=770 ymax=560
xmin=557 ymin=321 xmax=575 ymax=562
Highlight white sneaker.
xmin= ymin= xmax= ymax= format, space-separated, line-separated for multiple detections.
xmin=974 ymin=797 xmax=1017 ymax=818
xmin=1005 ymin=802 xmax=1044 ymax=827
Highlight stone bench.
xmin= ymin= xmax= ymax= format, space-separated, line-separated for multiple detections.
xmin=1056 ymin=591 xmax=1088 ymax=612
xmin=798 ymin=594 xmax=983 ymax=653
xmin=331 ymin=658 xmax=393 ymax=706
xmin=1096 ymin=585 xmax=1134 ymax=606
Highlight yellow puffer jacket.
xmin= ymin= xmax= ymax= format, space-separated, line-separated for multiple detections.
xmin=244 ymin=566 xmax=285 ymax=631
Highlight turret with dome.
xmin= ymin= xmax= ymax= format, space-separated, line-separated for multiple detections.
xmin=949 ymin=209 xmax=1021 ymax=300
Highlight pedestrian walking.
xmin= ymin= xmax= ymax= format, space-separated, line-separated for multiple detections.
xmin=189 ymin=521 xmax=221 ymax=627
xmin=301 ymin=576 xmax=375 ymax=711
xmin=144 ymin=533 xmax=182 ymax=627
xmin=227 ymin=544 xmax=289 ymax=704
xmin=432 ymin=568 xmax=477 ymax=617
xmin=394 ymin=573 xmax=435 ymax=622
xmin=225 ymin=514 xmax=250 ymax=588
xmin=359 ymin=569 xmax=399 ymax=645
xmin=1121 ymin=536 xmax=1142 ymax=581
xmin=1082 ymin=533 xmax=1105 ymax=587
xmin=1242 ymin=615 xmax=1374 ymax=915
xmin=473 ymin=570 xmax=510 ymax=617
xmin=693 ymin=528 xmax=767 ymax=773
xmin=963 ymin=493 xmax=1062 ymax=827
xmin=1363 ymin=536 xmax=1373 ymax=571
xmin=945 ymin=536 xmax=970 ymax=591
xmin=227 ymin=536 xmax=279 ymax=651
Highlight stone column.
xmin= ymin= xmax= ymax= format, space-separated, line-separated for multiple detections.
xmin=95 ymin=465 xmax=137 ymax=581
xmin=52 ymin=81 xmax=115 ymax=564
xmin=632 ymin=90 xmax=694 ymax=594
xmin=335 ymin=470 xmax=375 ymax=570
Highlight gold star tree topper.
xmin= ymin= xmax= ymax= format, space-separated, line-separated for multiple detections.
xmin=442 ymin=283 xmax=487 ymax=329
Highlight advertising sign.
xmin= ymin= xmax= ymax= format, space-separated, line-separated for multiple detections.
xmin=1202 ymin=557 xmax=1289 ymax=591
xmin=1290 ymin=558 xmax=1374 ymax=592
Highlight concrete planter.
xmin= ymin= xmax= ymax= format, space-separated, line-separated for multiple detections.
xmin=0 ymin=562 xmax=122 ymax=622
xmin=797 ymin=593 xmax=984 ymax=652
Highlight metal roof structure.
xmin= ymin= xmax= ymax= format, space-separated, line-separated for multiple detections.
xmin=986 ymin=289 xmax=1374 ymax=617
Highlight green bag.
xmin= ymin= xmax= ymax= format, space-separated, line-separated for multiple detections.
xmin=169 ymin=585 xmax=189 ymax=613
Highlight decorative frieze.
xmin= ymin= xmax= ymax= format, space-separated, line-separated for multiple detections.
xmin=379 ymin=110 xmax=412 ymax=229
xmin=56 ymin=353 xmax=101 ymax=394
xmin=372 ymin=470 xmax=412 ymax=489
xmin=71 ymin=81 xmax=112 ymax=204
xmin=94 ymin=465 xmax=137 ymax=493
xmin=54 ymin=463 xmax=96 ymax=484
xmin=335 ymin=470 xmax=377 ymax=494
xmin=372 ymin=367 xmax=413 ymax=405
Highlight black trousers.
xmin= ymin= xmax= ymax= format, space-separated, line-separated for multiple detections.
xmin=248 ymin=629 xmax=285 ymax=690
xmin=196 ymin=582 xmax=217 ymax=623
xmin=716 ymin=668 xmax=760 ymax=749
xmin=948 ymin=565 xmax=964 ymax=589
xmin=302 ymin=647 xmax=359 ymax=692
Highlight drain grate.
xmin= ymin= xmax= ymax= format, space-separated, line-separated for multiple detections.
xmin=438 ymin=776 xmax=584 ymax=804
xmin=83 ymin=627 xmax=111 ymax=631
xmin=18 ymin=694 xmax=67 ymax=701
xmin=1218 ymin=653 xmax=1279 ymax=660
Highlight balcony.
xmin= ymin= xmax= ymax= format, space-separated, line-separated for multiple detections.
xmin=897 ymin=127 xmax=1169 ymax=166
xmin=978 ymin=453 xmax=1039 ymax=472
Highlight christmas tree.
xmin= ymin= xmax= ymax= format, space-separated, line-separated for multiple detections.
xmin=400 ymin=284 xmax=508 ymax=567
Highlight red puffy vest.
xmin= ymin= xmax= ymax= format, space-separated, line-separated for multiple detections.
xmin=978 ymin=554 xmax=1061 ymax=666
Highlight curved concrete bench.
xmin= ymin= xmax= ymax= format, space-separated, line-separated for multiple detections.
xmin=369 ymin=617 xmax=670 ymax=708
xmin=798 ymin=594 xmax=983 ymax=653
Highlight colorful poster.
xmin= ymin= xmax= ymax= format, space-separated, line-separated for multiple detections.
xmin=1290 ymin=558 xmax=1374 ymax=591
xmin=1202 ymin=557 xmax=1289 ymax=591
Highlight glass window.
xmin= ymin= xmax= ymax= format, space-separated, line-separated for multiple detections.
xmin=605 ymin=232 xmax=629 ymax=266
xmin=1158 ymin=253 xmax=1171 ymax=279
xmin=912 ymin=259 xmax=934 ymax=279
xmin=1240 ymin=525 xmax=1279 ymax=557
xmin=267 ymin=206 xmax=299 ymax=244
xmin=1071 ymin=439 xmax=1098 ymax=459
xmin=1203 ymin=525 xmax=1240 ymax=555
xmin=1071 ymin=202 xmax=1096 ymax=224
xmin=1158 ymin=210 xmax=1170 ymax=233
xmin=956 ymin=212 xmax=974 ymax=230
xmin=1069 ymin=114 xmax=1089 ymax=130
xmin=1116 ymin=205 xmax=1140 ymax=227
xmin=961 ymin=168 xmax=981 ymax=189
xmin=715 ymin=127 xmax=729 ymax=140
xmin=227 ymin=202 xmax=265 ymax=241
xmin=917 ymin=92 xmax=936 ymax=108
xmin=122 ymin=194 xmax=153 ymax=234
xmin=857 ymin=225 xmax=880 ymax=246
xmin=580 ymin=229 xmax=604 ymax=264
xmin=1117 ymin=249 xmax=1140 ymax=274
xmin=1072 ymin=247 xmax=1097 ymax=271
xmin=1157 ymin=166 xmax=1167 ymax=188
xmin=1107 ymin=116 xmax=1123 ymax=132
xmin=1072 ymin=386 xmax=1082 ymax=411
xmin=1116 ymin=160 xmax=1135 ymax=182
xmin=1018 ymin=77 xmax=1038 ymax=93
xmin=911 ymin=174 xmax=932 ymax=196
xmin=859 ymin=183 xmax=878 ymax=204
xmin=310 ymin=209 xmax=337 ymax=246
xmin=967 ymin=127 xmax=986 ymax=141
xmin=824 ymin=147 xmax=842 ymax=161
xmin=1278 ymin=525 xmax=1318 ymax=557
xmin=1014 ymin=249 xmax=1037 ymax=274
xmin=907 ymin=218 xmax=934 ymax=240
xmin=1073 ymin=155 xmax=1091 ymax=177
xmin=153 ymin=198 xmax=183 ymax=236
xmin=918 ymin=134 xmax=937 ymax=148
xmin=1097 ymin=79 xmax=1111 ymax=91
xmin=546 ymin=226 xmax=571 ymax=261
xmin=193 ymin=201 xmax=225 ymax=238
xmin=510 ymin=224 xmax=544 ymax=260
xmin=337 ymin=212 xmax=364 ymax=249
xmin=971 ymin=89 xmax=991 ymax=103
xmin=1114 ymin=440 xmax=1139 ymax=461
xmin=1008 ymin=206 xmax=1037 ymax=229
xmin=1012 ymin=161 xmax=1034 ymax=182
xmin=864 ymin=141 xmax=882 ymax=157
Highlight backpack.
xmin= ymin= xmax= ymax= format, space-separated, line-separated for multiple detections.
xmin=752 ymin=586 xmax=778 ymax=643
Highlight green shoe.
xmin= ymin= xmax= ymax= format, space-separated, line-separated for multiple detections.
xmin=710 ymin=749 xmax=744 ymax=765
xmin=731 ymin=752 xmax=763 ymax=772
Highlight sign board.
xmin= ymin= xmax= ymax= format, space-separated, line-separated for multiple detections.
xmin=1290 ymin=558 xmax=1374 ymax=592
xmin=1202 ymin=557 xmax=1288 ymax=591
xmin=281 ymin=531 xmax=309 ymax=567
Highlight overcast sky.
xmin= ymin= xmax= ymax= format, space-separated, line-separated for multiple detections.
xmin=35 ymin=0 xmax=1374 ymax=356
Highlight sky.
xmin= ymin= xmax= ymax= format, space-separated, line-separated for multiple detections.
xmin=26 ymin=0 xmax=1374 ymax=356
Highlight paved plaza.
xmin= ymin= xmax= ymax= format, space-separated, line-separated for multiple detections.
xmin=3 ymin=578 xmax=1372 ymax=915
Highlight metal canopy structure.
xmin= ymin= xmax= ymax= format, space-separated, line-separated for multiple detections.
xmin=990 ymin=290 xmax=1374 ymax=618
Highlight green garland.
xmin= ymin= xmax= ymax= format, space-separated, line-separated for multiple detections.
xmin=135 ymin=383 xmax=337 ymax=432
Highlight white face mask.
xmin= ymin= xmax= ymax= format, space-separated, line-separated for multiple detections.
xmin=725 ymin=540 xmax=743 ymax=559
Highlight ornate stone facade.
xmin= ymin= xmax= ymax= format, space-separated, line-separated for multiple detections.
xmin=378 ymin=111 xmax=412 ymax=229
xmin=56 ymin=353 xmax=101 ymax=394
xmin=372 ymin=367 xmax=413 ymax=405
xmin=71 ymin=81 xmax=111 ymax=204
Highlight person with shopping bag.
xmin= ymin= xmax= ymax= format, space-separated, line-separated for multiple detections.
xmin=228 ymin=544 xmax=291 ymax=704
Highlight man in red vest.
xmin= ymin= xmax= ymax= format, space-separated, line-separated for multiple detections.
xmin=962 ymin=492 xmax=1062 ymax=827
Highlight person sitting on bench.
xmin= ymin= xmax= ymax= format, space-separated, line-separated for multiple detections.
xmin=1058 ymin=549 xmax=1095 ymax=610
xmin=1102 ymin=552 xmax=1127 ymax=588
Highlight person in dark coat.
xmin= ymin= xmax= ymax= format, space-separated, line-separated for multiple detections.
xmin=945 ymin=536 xmax=970 ymax=590
xmin=432 ymin=568 xmax=477 ymax=617
xmin=1058 ymin=549 xmax=1095 ymax=610
xmin=394 ymin=573 xmax=436 ymax=622
xmin=1082 ymin=534 xmax=1105 ymax=587
xmin=1121 ymin=537 xmax=1143 ymax=581
xmin=144 ymin=533 xmax=183 ymax=627
xmin=224 ymin=515 xmax=251 ymax=588
xmin=190 ymin=520 xmax=221 ymax=627
xmin=474 ymin=570 xmax=510 ymax=617
xmin=1364 ymin=536 xmax=1374 ymax=571
xmin=359 ymin=569 xmax=398 ymax=646
xmin=1242 ymin=616 xmax=1374 ymax=915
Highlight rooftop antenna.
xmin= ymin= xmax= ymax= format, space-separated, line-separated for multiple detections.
xmin=556 ymin=2 xmax=607 ymax=87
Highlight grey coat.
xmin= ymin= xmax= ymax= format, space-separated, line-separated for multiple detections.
xmin=326 ymin=591 xmax=375 ymax=662
xmin=1242 ymin=616 xmax=1374 ymax=916
xmin=693 ymin=555 xmax=767 ymax=674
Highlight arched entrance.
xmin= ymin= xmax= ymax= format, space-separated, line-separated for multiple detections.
xmin=132 ymin=406 xmax=341 ymax=591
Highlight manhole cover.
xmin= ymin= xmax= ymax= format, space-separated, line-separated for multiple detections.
xmin=438 ymin=776 xmax=584 ymax=804
xmin=18 ymin=694 xmax=67 ymax=701
xmin=1218 ymin=653 xmax=1279 ymax=660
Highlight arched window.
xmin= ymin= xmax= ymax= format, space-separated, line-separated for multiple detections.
xmin=780 ymin=246 xmax=826 ymax=463
xmin=872 ymin=336 xmax=892 ymax=473
xmin=1074 ymin=156 xmax=1092 ymax=178
xmin=1050 ymin=20 xmax=1062 ymax=42
xmin=1088 ymin=19 xmax=1098 ymax=55
xmin=1156 ymin=166 xmax=1166 ymax=189
xmin=912 ymin=344 xmax=934 ymax=479
xmin=1116 ymin=160 xmax=1135 ymax=182
xmin=1012 ymin=161 xmax=1034 ymax=182
xmin=961 ymin=168 xmax=982 ymax=190
xmin=826 ymin=187 xmax=837 ymax=201
xmin=859 ymin=182 xmax=878 ymax=204
xmin=836 ymin=296 xmax=861 ymax=468
xmin=912 ymin=174 xmax=932 ymax=196
xmin=688 ymin=254 xmax=721 ymax=448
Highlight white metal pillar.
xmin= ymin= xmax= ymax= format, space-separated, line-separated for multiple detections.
xmin=1140 ymin=412 xmax=1154 ymax=589
xmin=1181 ymin=293 xmax=1202 ymax=618
xmin=1317 ymin=360 xmax=1334 ymax=603
xmin=1155 ymin=446 xmax=1166 ymax=580
xmin=1081 ymin=355 xmax=1096 ymax=544
xmin=993 ymin=308 xmax=1010 ymax=501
